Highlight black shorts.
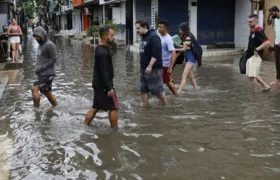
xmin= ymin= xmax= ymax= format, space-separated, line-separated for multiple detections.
xmin=92 ymin=87 xmax=119 ymax=111
xmin=33 ymin=75 xmax=55 ymax=93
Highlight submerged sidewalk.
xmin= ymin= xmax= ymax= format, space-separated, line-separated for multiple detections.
xmin=129 ymin=44 xmax=244 ymax=57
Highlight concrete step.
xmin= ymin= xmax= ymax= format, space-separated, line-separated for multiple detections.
xmin=129 ymin=45 xmax=243 ymax=57
xmin=4 ymin=55 xmax=24 ymax=70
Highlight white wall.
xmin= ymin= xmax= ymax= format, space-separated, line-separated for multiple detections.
xmin=235 ymin=0 xmax=251 ymax=48
xmin=112 ymin=2 xmax=126 ymax=24
xmin=188 ymin=0 xmax=197 ymax=38
xmin=61 ymin=14 xmax=67 ymax=30
xmin=72 ymin=9 xmax=81 ymax=34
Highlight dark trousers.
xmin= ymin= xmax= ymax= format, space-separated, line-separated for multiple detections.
xmin=275 ymin=45 xmax=280 ymax=80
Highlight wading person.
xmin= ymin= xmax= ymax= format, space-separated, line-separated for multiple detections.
xmin=246 ymin=14 xmax=271 ymax=93
xmin=7 ymin=18 xmax=22 ymax=63
xmin=31 ymin=26 xmax=57 ymax=107
xmin=84 ymin=26 xmax=119 ymax=129
xmin=269 ymin=6 xmax=280 ymax=86
xmin=158 ymin=20 xmax=177 ymax=96
xmin=176 ymin=22 xmax=198 ymax=94
xmin=136 ymin=19 xmax=167 ymax=106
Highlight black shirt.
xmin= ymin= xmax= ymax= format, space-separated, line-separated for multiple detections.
xmin=92 ymin=45 xmax=114 ymax=92
xmin=246 ymin=26 xmax=268 ymax=59
xmin=139 ymin=29 xmax=162 ymax=71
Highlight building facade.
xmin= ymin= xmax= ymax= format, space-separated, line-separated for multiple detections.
xmin=0 ymin=0 xmax=16 ymax=31
xmin=50 ymin=0 xmax=252 ymax=48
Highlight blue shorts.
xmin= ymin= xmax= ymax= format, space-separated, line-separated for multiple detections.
xmin=140 ymin=68 xmax=164 ymax=96
xmin=185 ymin=51 xmax=196 ymax=64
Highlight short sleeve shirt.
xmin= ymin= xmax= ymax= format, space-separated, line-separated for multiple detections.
xmin=274 ymin=18 xmax=280 ymax=45
xmin=160 ymin=34 xmax=175 ymax=67
xmin=247 ymin=26 xmax=268 ymax=59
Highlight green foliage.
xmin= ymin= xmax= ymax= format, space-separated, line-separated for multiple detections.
xmin=18 ymin=0 xmax=48 ymax=19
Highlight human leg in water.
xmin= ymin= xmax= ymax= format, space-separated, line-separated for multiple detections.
xmin=31 ymin=86 xmax=40 ymax=107
xmin=249 ymin=77 xmax=259 ymax=93
xmin=256 ymin=76 xmax=270 ymax=91
xmin=109 ymin=110 xmax=118 ymax=129
xmin=188 ymin=70 xmax=197 ymax=89
xmin=177 ymin=63 xmax=194 ymax=93
xmin=84 ymin=108 xmax=99 ymax=125
xmin=44 ymin=91 xmax=58 ymax=106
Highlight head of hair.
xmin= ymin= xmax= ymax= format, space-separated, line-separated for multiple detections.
xmin=99 ymin=26 xmax=112 ymax=38
xmin=158 ymin=20 xmax=169 ymax=28
xmin=135 ymin=19 xmax=149 ymax=29
xmin=249 ymin=14 xmax=258 ymax=19
xmin=179 ymin=22 xmax=190 ymax=35
xmin=270 ymin=6 xmax=280 ymax=13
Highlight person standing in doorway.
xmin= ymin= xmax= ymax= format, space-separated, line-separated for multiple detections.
xmin=31 ymin=26 xmax=57 ymax=107
xmin=84 ymin=26 xmax=119 ymax=129
xmin=135 ymin=19 xmax=167 ymax=106
xmin=176 ymin=22 xmax=198 ymax=94
xmin=158 ymin=20 xmax=177 ymax=95
xmin=246 ymin=14 xmax=271 ymax=93
xmin=93 ymin=17 xmax=100 ymax=26
xmin=269 ymin=6 xmax=280 ymax=85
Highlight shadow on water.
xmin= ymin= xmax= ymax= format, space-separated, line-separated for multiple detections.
xmin=0 ymin=31 xmax=280 ymax=179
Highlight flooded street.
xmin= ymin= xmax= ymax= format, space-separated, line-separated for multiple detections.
xmin=1 ymin=33 xmax=280 ymax=180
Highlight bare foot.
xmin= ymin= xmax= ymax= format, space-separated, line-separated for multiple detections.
xmin=270 ymin=80 xmax=280 ymax=85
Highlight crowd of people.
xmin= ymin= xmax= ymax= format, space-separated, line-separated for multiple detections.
xmin=29 ymin=5 xmax=280 ymax=129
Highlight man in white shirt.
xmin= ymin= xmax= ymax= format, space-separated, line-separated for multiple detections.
xmin=158 ymin=21 xmax=177 ymax=95
xmin=270 ymin=6 xmax=280 ymax=85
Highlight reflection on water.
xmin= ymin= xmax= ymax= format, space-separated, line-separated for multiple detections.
xmin=0 ymin=32 xmax=280 ymax=179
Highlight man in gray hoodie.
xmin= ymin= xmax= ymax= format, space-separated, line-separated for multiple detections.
xmin=31 ymin=26 xmax=57 ymax=107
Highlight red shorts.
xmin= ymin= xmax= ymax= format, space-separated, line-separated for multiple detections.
xmin=162 ymin=67 xmax=172 ymax=84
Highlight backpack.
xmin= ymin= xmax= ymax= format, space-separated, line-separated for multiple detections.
xmin=189 ymin=32 xmax=203 ymax=67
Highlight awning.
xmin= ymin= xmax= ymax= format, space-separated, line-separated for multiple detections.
xmin=84 ymin=0 xmax=99 ymax=5
xmin=99 ymin=0 xmax=123 ymax=5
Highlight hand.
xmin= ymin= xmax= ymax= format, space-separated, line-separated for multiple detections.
xmin=269 ymin=46 xmax=275 ymax=52
xmin=254 ymin=49 xmax=259 ymax=56
xmin=107 ymin=89 xmax=114 ymax=97
xmin=145 ymin=66 xmax=152 ymax=74
xmin=167 ymin=67 xmax=172 ymax=74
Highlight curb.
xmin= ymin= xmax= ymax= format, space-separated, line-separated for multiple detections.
xmin=0 ymin=76 xmax=9 ymax=101
xmin=129 ymin=45 xmax=243 ymax=57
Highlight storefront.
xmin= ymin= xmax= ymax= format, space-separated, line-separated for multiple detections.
xmin=197 ymin=0 xmax=235 ymax=46
xmin=72 ymin=0 xmax=83 ymax=33
xmin=158 ymin=0 xmax=189 ymax=36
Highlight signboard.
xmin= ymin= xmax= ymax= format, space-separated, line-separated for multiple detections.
xmin=99 ymin=0 xmax=119 ymax=5
xmin=73 ymin=0 xmax=83 ymax=7
xmin=84 ymin=0 xmax=95 ymax=3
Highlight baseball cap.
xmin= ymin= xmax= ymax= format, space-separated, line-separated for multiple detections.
xmin=270 ymin=6 xmax=279 ymax=12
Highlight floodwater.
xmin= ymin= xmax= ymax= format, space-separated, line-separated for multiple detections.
xmin=1 ymin=31 xmax=280 ymax=180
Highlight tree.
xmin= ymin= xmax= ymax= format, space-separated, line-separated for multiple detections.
xmin=18 ymin=0 xmax=49 ymax=19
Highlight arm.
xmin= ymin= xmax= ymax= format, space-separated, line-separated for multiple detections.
xmin=147 ymin=36 xmax=161 ymax=69
xmin=97 ymin=50 xmax=112 ymax=92
xmin=256 ymin=41 xmax=270 ymax=51
xmin=18 ymin=26 xmax=23 ymax=36
xmin=167 ymin=38 xmax=176 ymax=71
xmin=169 ymin=50 xmax=177 ymax=71
xmin=36 ymin=44 xmax=57 ymax=73
xmin=256 ymin=31 xmax=270 ymax=51
xmin=7 ymin=26 xmax=12 ymax=36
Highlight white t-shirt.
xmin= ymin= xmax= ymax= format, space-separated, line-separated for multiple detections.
xmin=274 ymin=18 xmax=280 ymax=45
xmin=159 ymin=34 xmax=175 ymax=67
